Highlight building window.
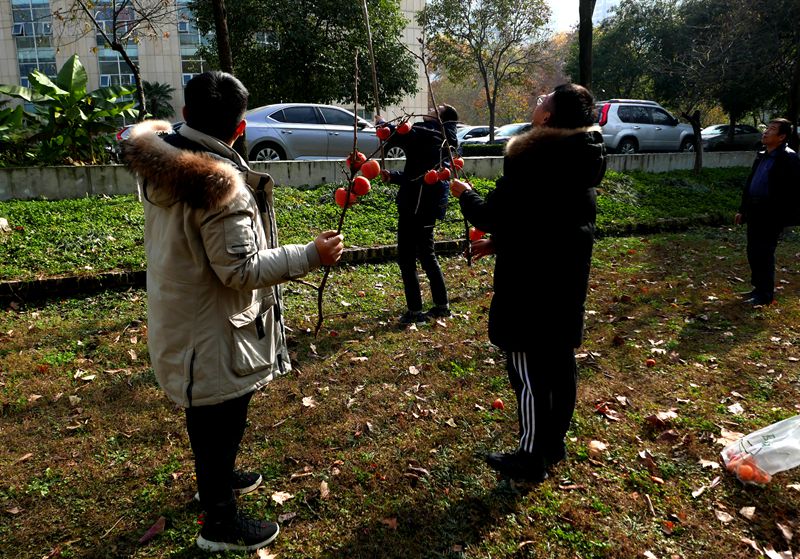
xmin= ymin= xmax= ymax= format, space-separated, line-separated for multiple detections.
xmin=11 ymin=0 xmax=56 ymax=81
xmin=177 ymin=1 xmax=210 ymax=87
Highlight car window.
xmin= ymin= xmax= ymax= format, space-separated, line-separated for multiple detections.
xmin=618 ymin=106 xmax=650 ymax=124
xmin=319 ymin=107 xmax=355 ymax=126
xmin=738 ymin=124 xmax=758 ymax=134
xmin=650 ymin=108 xmax=674 ymax=126
xmin=278 ymin=106 xmax=319 ymax=125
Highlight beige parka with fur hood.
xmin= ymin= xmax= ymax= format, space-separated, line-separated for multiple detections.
xmin=123 ymin=120 xmax=321 ymax=407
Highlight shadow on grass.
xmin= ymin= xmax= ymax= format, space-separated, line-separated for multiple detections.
xmin=316 ymin=480 xmax=528 ymax=559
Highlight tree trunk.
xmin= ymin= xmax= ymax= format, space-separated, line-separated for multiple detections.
xmin=212 ymin=0 xmax=234 ymax=74
xmin=683 ymin=109 xmax=703 ymax=174
xmin=578 ymin=0 xmax=597 ymax=89
xmin=113 ymin=42 xmax=146 ymax=121
xmin=787 ymin=56 xmax=800 ymax=150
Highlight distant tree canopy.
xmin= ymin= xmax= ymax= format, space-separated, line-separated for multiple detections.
xmin=189 ymin=0 xmax=419 ymax=110
xmin=567 ymin=0 xmax=800 ymax=130
xmin=419 ymin=0 xmax=551 ymax=140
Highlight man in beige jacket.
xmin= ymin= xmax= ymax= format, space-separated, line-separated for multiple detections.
xmin=123 ymin=71 xmax=343 ymax=552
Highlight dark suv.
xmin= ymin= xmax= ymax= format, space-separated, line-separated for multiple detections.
xmin=596 ymin=99 xmax=696 ymax=154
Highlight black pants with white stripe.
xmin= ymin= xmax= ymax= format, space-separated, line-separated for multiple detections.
xmin=506 ymin=347 xmax=577 ymax=455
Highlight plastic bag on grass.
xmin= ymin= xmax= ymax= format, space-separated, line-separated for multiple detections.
xmin=721 ymin=415 xmax=800 ymax=485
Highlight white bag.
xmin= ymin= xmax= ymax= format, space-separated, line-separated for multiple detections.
xmin=721 ymin=414 xmax=800 ymax=484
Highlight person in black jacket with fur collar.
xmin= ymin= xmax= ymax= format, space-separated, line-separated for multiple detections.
xmin=450 ymin=83 xmax=606 ymax=482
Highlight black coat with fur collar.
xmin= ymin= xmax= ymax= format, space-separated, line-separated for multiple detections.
xmin=458 ymin=126 xmax=606 ymax=350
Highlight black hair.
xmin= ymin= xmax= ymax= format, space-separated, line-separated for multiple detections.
xmin=547 ymin=83 xmax=596 ymax=129
xmin=770 ymin=118 xmax=792 ymax=138
xmin=439 ymin=104 xmax=459 ymax=123
xmin=183 ymin=71 xmax=249 ymax=141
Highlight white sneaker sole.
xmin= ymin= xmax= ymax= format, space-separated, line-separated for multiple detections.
xmin=196 ymin=523 xmax=279 ymax=552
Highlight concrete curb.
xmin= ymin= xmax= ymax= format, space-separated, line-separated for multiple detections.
xmin=0 ymin=216 xmax=728 ymax=303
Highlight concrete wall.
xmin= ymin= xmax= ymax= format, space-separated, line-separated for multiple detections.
xmin=0 ymin=151 xmax=756 ymax=201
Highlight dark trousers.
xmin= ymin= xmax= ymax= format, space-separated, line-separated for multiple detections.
xmin=506 ymin=347 xmax=577 ymax=455
xmin=746 ymin=220 xmax=782 ymax=301
xmin=185 ymin=390 xmax=253 ymax=522
xmin=397 ymin=213 xmax=448 ymax=312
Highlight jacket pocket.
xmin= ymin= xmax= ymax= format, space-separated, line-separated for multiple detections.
xmin=228 ymin=299 xmax=276 ymax=376
xmin=223 ymin=213 xmax=257 ymax=257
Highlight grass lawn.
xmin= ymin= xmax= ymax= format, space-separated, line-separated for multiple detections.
xmin=0 ymin=167 xmax=746 ymax=281
xmin=1 ymin=226 xmax=799 ymax=558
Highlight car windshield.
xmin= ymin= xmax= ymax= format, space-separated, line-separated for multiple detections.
xmin=496 ymin=123 xmax=528 ymax=137
xmin=702 ymin=125 xmax=728 ymax=135
xmin=457 ymin=127 xmax=489 ymax=140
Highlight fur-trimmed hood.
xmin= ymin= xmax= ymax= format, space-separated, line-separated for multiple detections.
xmin=505 ymin=125 xmax=603 ymax=159
xmin=121 ymin=120 xmax=247 ymax=210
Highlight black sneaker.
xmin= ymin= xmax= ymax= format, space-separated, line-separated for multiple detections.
xmin=194 ymin=470 xmax=262 ymax=503
xmin=426 ymin=305 xmax=452 ymax=318
xmin=544 ymin=442 xmax=567 ymax=468
xmin=196 ymin=512 xmax=279 ymax=552
xmin=398 ymin=310 xmax=427 ymax=324
xmin=486 ymin=450 xmax=547 ymax=483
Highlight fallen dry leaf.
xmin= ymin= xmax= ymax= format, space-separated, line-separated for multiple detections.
xmin=763 ymin=546 xmax=793 ymax=559
xmin=277 ymin=512 xmax=296 ymax=524
xmin=380 ymin=517 xmax=398 ymax=530
xmin=6 ymin=506 xmax=22 ymax=515
xmin=788 ymin=484 xmax=800 ymax=492
xmin=727 ymin=402 xmax=744 ymax=415
xmin=714 ymin=510 xmax=734 ymax=523
xmin=320 ymin=480 xmax=330 ymax=499
xmin=776 ymin=522 xmax=793 ymax=542
xmin=15 ymin=453 xmax=33 ymax=463
xmin=645 ymin=409 xmax=678 ymax=429
xmin=408 ymin=365 xmax=420 ymax=375
xmin=643 ymin=551 xmax=659 ymax=559
xmin=739 ymin=506 xmax=756 ymax=520
xmin=716 ymin=428 xmax=745 ymax=446
xmin=594 ymin=402 xmax=622 ymax=421
xmin=138 ymin=516 xmax=165 ymax=544
xmin=301 ymin=396 xmax=316 ymax=408
xmin=699 ymin=459 xmax=720 ymax=470
xmin=740 ymin=537 xmax=762 ymax=553
xmin=257 ymin=550 xmax=278 ymax=559
xmin=271 ymin=491 xmax=294 ymax=505
xmin=589 ymin=440 xmax=608 ymax=457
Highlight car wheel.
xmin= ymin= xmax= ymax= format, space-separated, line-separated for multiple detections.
xmin=617 ymin=138 xmax=638 ymax=154
xmin=385 ymin=145 xmax=406 ymax=159
xmin=680 ymin=137 xmax=696 ymax=152
xmin=250 ymin=143 xmax=285 ymax=162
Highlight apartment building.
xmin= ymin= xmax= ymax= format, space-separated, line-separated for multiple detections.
xmin=0 ymin=0 xmax=428 ymax=120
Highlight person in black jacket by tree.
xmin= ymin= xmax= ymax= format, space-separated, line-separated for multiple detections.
xmin=378 ymin=105 xmax=459 ymax=324
xmin=450 ymin=84 xmax=606 ymax=483
xmin=734 ymin=118 xmax=800 ymax=306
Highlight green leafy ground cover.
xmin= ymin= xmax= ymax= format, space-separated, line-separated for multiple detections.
xmin=0 ymin=168 xmax=747 ymax=281
xmin=1 ymin=227 xmax=799 ymax=558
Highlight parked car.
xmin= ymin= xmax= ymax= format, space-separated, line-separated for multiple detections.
xmin=460 ymin=122 xmax=532 ymax=146
xmin=245 ymin=103 xmax=405 ymax=161
xmin=456 ymin=125 xmax=497 ymax=145
xmin=595 ymin=99 xmax=696 ymax=154
xmin=701 ymin=124 xmax=762 ymax=151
